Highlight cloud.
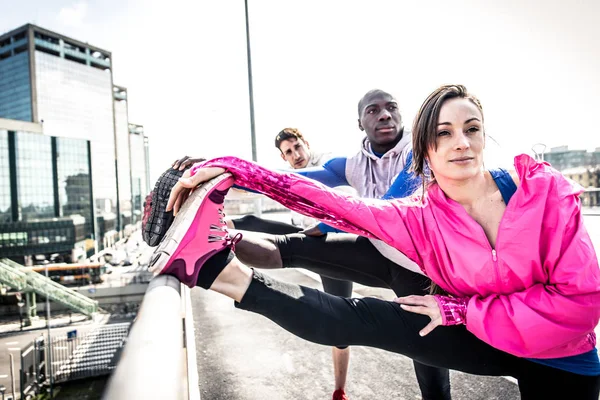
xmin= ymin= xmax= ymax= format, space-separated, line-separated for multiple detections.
xmin=57 ymin=2 xmax=88 ymax=27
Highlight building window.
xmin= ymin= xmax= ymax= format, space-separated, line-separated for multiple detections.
xmin=0 ymin=130 xmax=11 ymax=222
xmin=57 ymin=137 xmax=93 ymax=238
xmin=15 ymin=132 xmax=54 ymax=220
xmin=0 ymin=52 xmax=32 ymax=121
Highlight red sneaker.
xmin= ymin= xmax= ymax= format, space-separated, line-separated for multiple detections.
xmin=332 ymin=389 xmax=349 ymax=400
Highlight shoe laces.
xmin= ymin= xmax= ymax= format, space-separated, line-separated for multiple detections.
xmin=225 ymin=232 xmax=243 ymax=251
xmin=208 ymin=207 xmax=243 ymax=251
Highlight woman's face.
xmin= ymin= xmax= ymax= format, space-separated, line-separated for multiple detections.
xmin=427 ymin=97 xmax=485 ymax=182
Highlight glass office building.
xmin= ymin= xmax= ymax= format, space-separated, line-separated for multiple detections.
xmin=33 ymin=35 xmax=117 ymax=223
xmin=0 ymin=24 xmax=147 ymax=258
xmin=56 ymin=137 xmax=93 ymax=238
xmin=0 ymin=24 xmax=151 ymax=262
xmin=0 ymin=119 xmax=92 ymax=261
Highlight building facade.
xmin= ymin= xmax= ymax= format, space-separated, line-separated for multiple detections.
xmin=0 ymin=24 xmax=150 ymax=262
xmin=542 ymin=146 xmax=600 ymax=208
xmin=113 ymin=86 xmax=132 ymax=230
xmin=128 ymin=123 xmax=149 ymax=224
xmin=561 ymin=166 xmax=600 ymax=207
xmin=0 ymin=118 xmax=93 ymax=261
xmin=544 ymin=146 xmax=600 ymax=172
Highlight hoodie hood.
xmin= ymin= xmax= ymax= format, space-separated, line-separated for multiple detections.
xmin=360 ymin=129 xmax=412 ymax=161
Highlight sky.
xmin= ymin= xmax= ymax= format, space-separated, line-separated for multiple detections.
xmin=1 ymin=0 xmax=599 ymax=182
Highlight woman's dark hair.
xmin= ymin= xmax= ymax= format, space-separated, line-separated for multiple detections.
xmin=411 ymin=84 xmax=484 ymax=180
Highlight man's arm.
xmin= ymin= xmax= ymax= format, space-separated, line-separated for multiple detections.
xmin=232 ymin=157 xmax=349 ymax=196
xmin=294 ymin=157 xmax=349 ymax=187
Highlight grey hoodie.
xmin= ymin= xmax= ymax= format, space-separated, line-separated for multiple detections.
xmin=345 ymin=130 xmax=413 ymax=198
xmin=344 ymin=130 xmax=422 ymax=274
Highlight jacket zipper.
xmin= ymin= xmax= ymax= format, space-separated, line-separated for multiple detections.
xmin=491 ymin=249 xmax=500 ymax=285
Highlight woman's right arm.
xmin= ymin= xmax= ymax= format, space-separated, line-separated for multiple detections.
xmin=187 ymin=157 xmax=425 ymax=265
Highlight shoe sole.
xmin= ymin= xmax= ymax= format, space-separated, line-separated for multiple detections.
xmin=143 ymin=168 xmax=186 ymax=247
xmin=148 ymin=173 xmax=233 ymax=275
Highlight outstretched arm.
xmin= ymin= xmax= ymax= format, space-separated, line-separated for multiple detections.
xmin=228 ymin=157 xmax=349 ymax=198
xmin=168 ymin=156 xmax=424 ymax=265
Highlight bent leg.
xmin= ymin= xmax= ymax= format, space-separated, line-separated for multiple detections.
xmin=320 ymin=276 xmax=353 ymax=349
xmin=236 ymin=232 xmax=399 ymax=288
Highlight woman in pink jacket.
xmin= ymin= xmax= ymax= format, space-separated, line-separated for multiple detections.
xmin=152 ymin=84 xmax=600 ymax=398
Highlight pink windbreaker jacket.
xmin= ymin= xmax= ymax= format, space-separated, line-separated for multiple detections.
xmin=194 ymin=154 xmax=600 ymax=359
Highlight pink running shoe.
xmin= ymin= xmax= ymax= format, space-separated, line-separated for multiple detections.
xmin=148 ymin=173 xmax=240 ymax=288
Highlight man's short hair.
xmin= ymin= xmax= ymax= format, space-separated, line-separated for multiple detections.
xmin=357 ymin=89 xmax=394 ymax=116
xmin=275 ymin=128 xmax=306 ymax=150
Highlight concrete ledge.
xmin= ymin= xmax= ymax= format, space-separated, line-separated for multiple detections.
xmin=0 ymin=117 xmax=43 ymax=133
xmin=103 ymin=275 xmax=186 ymax=400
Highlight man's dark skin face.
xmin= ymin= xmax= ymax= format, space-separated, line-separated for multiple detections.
xmin=358 ymin=93 xmax=403 ymax=154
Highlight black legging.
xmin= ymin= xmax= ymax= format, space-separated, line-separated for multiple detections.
xmin=232 ymin=215 xmax=353 ymax=298
xmin=275 ymin=233 xmax=453 ymax=399
xmin=233 ymin=217 xmax=451 ymax=399
xmin=233 ymin=214 xmax=303 ymax=235
xmin=232 ymin=215 xmax=352 ymax=351
xmin=236 ymin=270 xmax=600 ymax=400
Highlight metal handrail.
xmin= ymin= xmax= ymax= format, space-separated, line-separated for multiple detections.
xmin=0 ymin=261 xmax=27 ymax=290
xmin=1 ymin=258 xmax=96 ymax=303
xmin=102 ymin=275 xmax=198 ymax=400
